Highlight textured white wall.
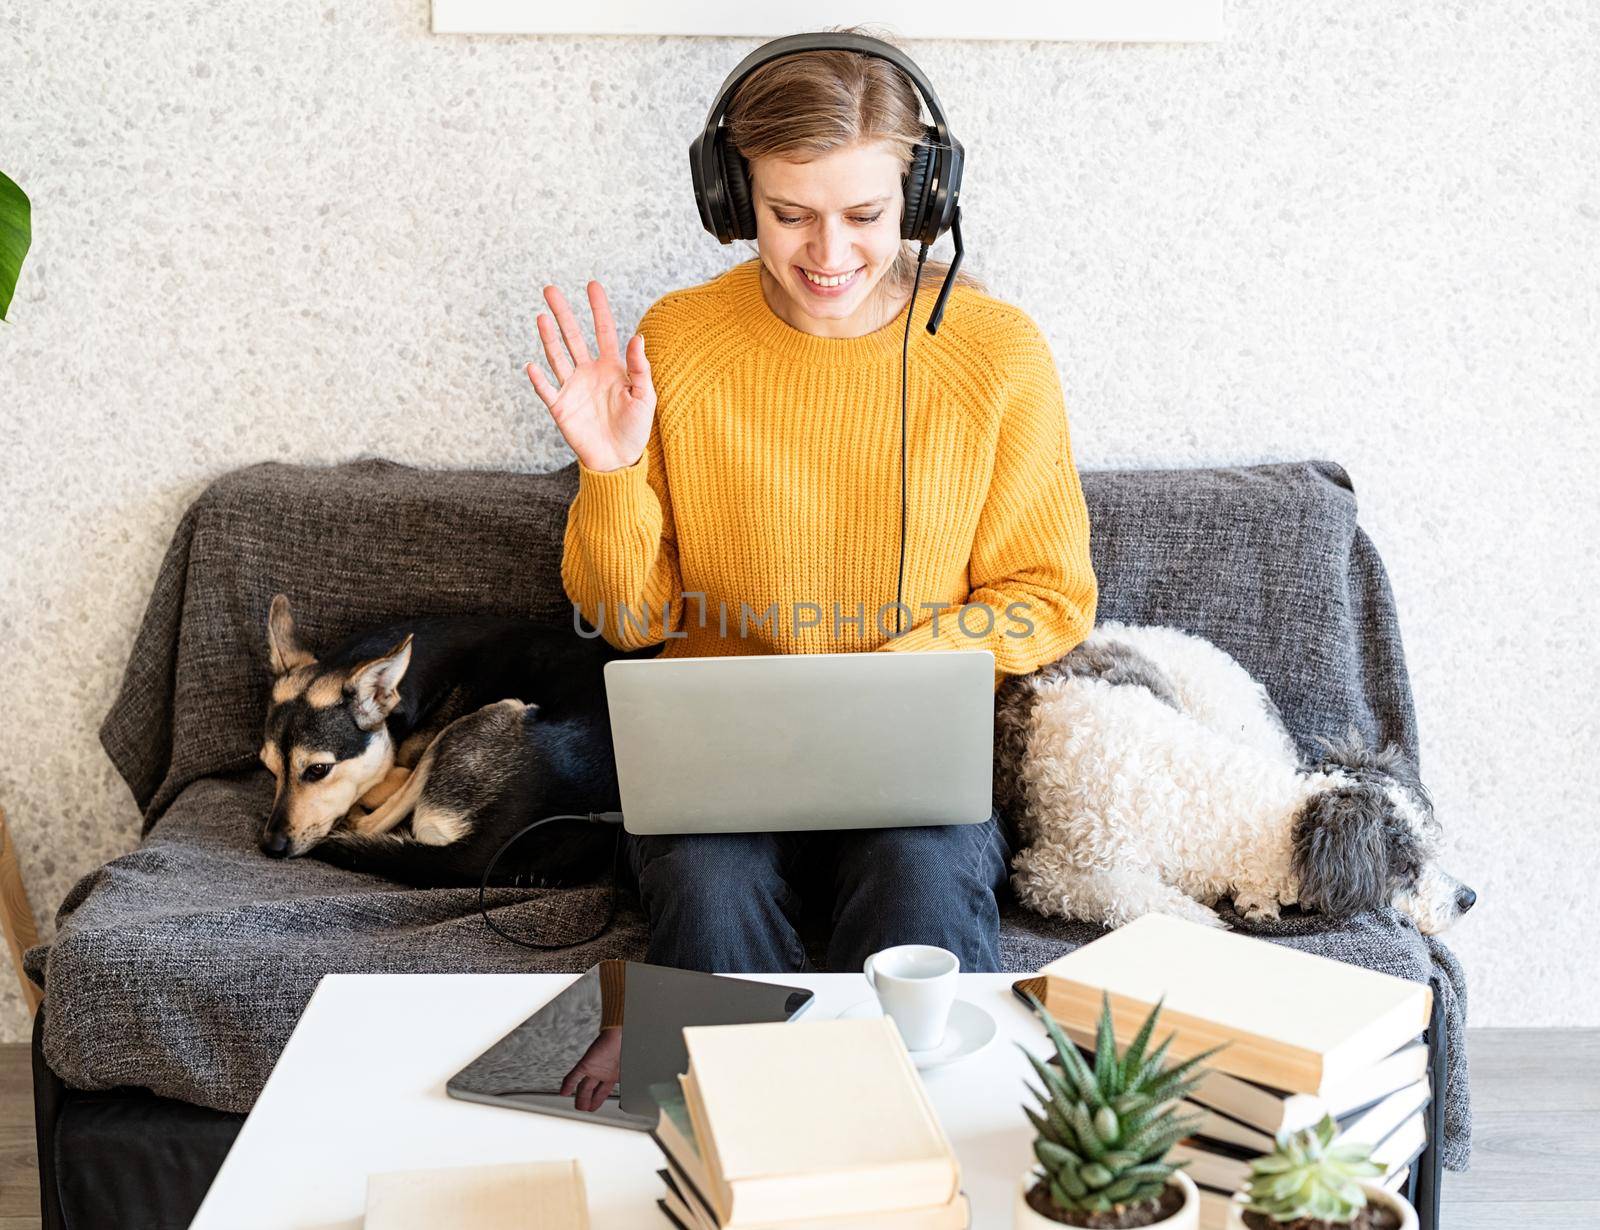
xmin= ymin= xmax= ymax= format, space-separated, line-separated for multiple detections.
xmin=2 ymin=1 xmax=1596 ymax=1044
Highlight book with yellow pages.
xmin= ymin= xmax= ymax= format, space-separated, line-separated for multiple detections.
xmin=678 ymin=1017 xmax=962 ymax=1227
xmin=650 ymin=1080 xmax=719 ymax=1219
xmin=364 ymin=1159 xmax=588 ymax=1230
xmin=1015 ymin=979 xmax=1428 ymax=1137
xmin=651 ymin=1078 xmax=969 ymax=1230
xmin=1181 ymin=1076 xmax=1429 ymax=1155
xmin=1039 ymin=915 xmax=1432 ymax=1096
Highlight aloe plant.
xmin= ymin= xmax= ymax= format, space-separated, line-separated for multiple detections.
xmin=1 ymin=170 xmax=31 ymax=322
xmin=1020 ymin=992 xmax=1218 ymax=1218
xmin=1243 ymin=1115 xmax=1384 ymax=1224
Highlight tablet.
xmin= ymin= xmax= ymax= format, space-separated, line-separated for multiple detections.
xmin=446 ymin=961 xmax=813 ymax=1130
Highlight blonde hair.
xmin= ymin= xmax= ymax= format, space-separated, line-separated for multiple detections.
xmin=723 ymin=24 xmax=985 ymax=308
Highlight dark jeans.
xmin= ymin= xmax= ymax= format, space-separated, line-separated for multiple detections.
xmin=622 ymin=808 xmax=1012 ymax=974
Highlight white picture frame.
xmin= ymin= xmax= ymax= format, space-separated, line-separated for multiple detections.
xmin=430 ymin=1 xmax=1225 ymax=42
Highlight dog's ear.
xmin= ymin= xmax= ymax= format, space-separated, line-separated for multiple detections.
xmin=1291 ymin=786 xmax=1391 ymax=916
xmin=346 ymin=634 xmax=413 ymax=731
xmin=267 ymin=594 xmax=315 ymax=675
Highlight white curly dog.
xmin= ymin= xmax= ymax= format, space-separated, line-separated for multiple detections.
xmin=995 ymin=622 xmax=1474 ymax=935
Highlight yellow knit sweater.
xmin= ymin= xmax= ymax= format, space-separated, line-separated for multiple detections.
xmin=561 ymin=258 xmax=1097 ymax=691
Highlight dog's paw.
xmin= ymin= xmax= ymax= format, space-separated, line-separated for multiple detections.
xmin=359 ymin=766 xmax=411 ymax=809
xmin=1120 ymin=893 xmax=1228 ymax=930
xmin=346 ymin=806 xmax=393 ymax=837
xmin=1108 ymin=895 xmax=1228 ymax=930
xmin=1167 ymin=900 xmax=1229 ymax=929
xmin=1233 ymin=892 xmax=1282 ymax=924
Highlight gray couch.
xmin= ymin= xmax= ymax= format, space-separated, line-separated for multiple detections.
xmin=26 ymin=456 xmax=1470 ymax=1230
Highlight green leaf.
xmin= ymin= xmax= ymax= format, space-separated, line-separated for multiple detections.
xmin=1068 ymin=1100 xmax=1109 ymax=1162
xmin=1131 ymin=1034 xmax=1176 ymax=1091
xmin=1053 ymin=1168 xmax=1089 ymax=1202
xmin=1120 ymin=997 xmax=1164 ymax=1078
xmin=1140 ymin=1043 xmax=1228 ymax=1104
xmin=1036 ymin=1137 xmax=1084 ymax=1174
xmin=1129 ymin=1120 xmax=1192 ymax=1163
xmin=1046 ymin=1095 xmax=1079 ymax=1144
xmin=0 ymin=169 xmax=32 ymax=322
xmin=1024 ymin=1105 xmax=1060 ymax=1146
xmin=1025 ymin=1051 xmax=1083 ymax=1123
xmin=1093 ymin=995 xmax=1118 ymax=1092
xmin=1113 ymin=1099 xmax=1169 ymax=1143
xmin=1053 ymin=1036 xmax=1103 ymax=1105
xmin=1110 ymin=1162 xmax=1178 ymax=1188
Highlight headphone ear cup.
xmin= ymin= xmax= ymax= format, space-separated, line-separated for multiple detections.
xmin=716 ymin=133 xmax=759 ymax=241
xmin=900 ymin=128 xmax=937 ymax=243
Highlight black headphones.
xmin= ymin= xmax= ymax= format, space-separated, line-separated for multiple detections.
xmin=689 ymin=31 xmax=966 ymax=337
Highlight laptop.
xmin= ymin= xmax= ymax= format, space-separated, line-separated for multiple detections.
xmin=603 ymin=648 xmax=994 ymax=835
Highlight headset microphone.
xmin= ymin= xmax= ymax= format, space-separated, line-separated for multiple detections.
xmin=689 ymin=31 xmax=967 ymax=639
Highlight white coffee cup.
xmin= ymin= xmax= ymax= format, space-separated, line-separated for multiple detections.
xmin=862 ymin=944 xmax=959 ymax=1051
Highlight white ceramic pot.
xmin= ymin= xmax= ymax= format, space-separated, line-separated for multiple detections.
xmin=1015 ymin=1169 xmax=1199 ymax=1230
xmin=1223 ymin=1182 xmax=1418 ymax=1230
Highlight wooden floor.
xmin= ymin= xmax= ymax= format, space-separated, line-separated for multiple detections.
xmin=1439 ymin=1029 xmax=1600 ymax=1229
xmin=0 ymin=1028 xmax=1595 ymax=1228
xmin=1 ymin=1033 xmax=35 ymax=1230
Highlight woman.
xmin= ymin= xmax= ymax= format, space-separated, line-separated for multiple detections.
xmin=525 ymin=34 xmax=1097 ymax=975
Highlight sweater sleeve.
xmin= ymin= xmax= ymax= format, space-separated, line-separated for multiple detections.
xmin=560 ymin=387 xmax=687 ymax=653
xmin=597 ymin=958 xmax=627 ymax=1029
xmin=878 ymin=316 xmax=1097 ymax=690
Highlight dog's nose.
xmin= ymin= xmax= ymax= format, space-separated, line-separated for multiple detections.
xmin=260 ymin=831 xmax=290 ymax=858
xmin=1456 ymin=885 xmax=1477 ymax=913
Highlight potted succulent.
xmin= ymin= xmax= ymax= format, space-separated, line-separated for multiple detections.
xmin=1016 ymin=993 xmax=1217 ymax=1229
xmin=1227 ymin=1115 xmax=1418 ymax=1230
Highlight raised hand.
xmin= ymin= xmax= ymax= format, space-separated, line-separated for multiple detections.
xmin=526 ymin=281 xmax=656 ymax=473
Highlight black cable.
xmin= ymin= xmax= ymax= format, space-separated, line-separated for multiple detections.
xmin=478 ymin=812 xmax=626 ymax=951
xmin=896 ymin=241 xmax=931 ymax=636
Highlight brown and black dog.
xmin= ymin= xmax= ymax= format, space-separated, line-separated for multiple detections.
xmin=258 ymin=594 xmax=630 ymax=887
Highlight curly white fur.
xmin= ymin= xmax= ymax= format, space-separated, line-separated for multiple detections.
xmin=1003 ymin=622 xmax=1471 ymax=933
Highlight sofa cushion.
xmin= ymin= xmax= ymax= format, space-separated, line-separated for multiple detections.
xmin=27 ymin=456 xmax=1468 ymax=1167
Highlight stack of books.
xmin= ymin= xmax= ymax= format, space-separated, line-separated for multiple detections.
xmin=1033 ymin=915 xmax=1433 ymax=1230
xmin=649 ymin=1017 xmax=970 ymax=1230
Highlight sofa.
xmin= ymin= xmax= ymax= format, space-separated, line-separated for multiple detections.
xmin=27 ymin=456 xmax=1471 ymax=1230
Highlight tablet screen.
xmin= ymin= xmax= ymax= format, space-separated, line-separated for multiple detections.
xmin=446 ymin=962 xmax=813 ymax=1130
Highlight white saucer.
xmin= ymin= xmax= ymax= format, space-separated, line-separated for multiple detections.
xmin=835 ymin=997 xmax=998 ymax=1069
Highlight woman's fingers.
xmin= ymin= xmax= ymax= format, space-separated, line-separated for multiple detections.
xmin=535 ymin=311 xmax=573 ymax=383
xmin=587 ymin=280 xmax=621 ymax=361
xmin=543 ymin=284 xmax=592 ymax=367
xmin=625 ymin=331 xmax=653 ymax=400
xmin=524 ymin=361 xmax=560 ymax=410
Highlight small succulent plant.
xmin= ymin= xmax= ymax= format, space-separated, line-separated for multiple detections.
xmin=1243 ymin=1115 xmax=1385 ymax=1224
xmin=1021 ymin=992 xmax=1218 ymax=1217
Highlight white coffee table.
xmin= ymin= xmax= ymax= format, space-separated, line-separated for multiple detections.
xmin=190 ymin=972 xmax=1054 ymax=1229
